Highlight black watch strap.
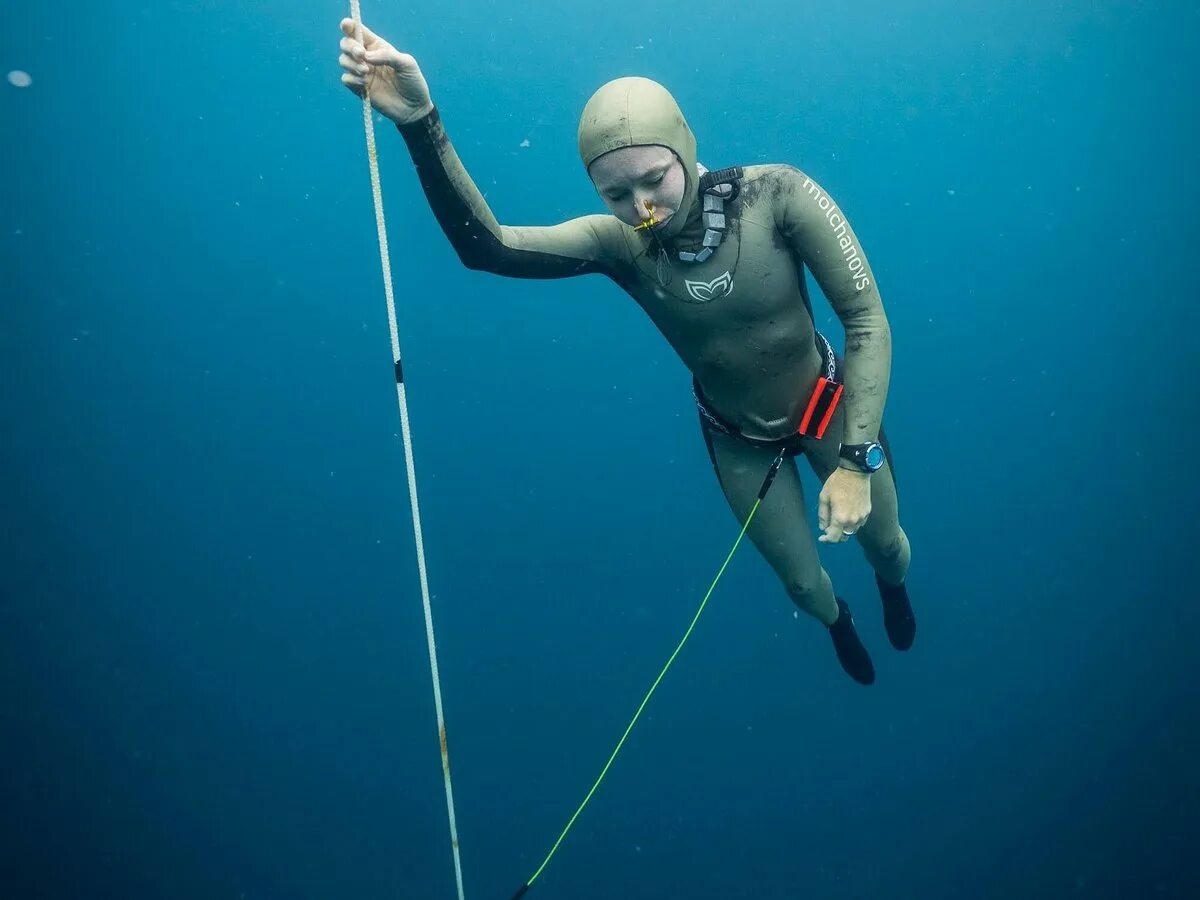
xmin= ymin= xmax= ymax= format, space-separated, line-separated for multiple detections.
xmin=839 ymin=441 xmax=884 ymax=472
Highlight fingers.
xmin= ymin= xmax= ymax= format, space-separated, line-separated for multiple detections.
xmin=365 ymin=47 xmax=411 ymax=69
xmin=341 ymin=37 xmax=406 ymax=71
xmin=340 ymin=17 xmax=381 ymax=46
xmin=339 ymin=51 xmax=369 ymax=77
xmin=816 ymin=513 xmax=868 ymax=544
xmin=338 ymin=22 xmax=375 ymax=69
xmin=817 ymin=525 xmax=843 ymax=544
xmin=818 ymin=479 xmax=873 ymax=545
xmin=339 ymin=37 xmax=369 ymax=88
xmin=340 ymin=20 xmax=408 ymax=81
xmin=833 ymin=516 xmax=868 ymax=542
xmin=818 ymin=523 xmax=853 ymax=544
xmin=340 ymin=36 xmax=368 ymax=62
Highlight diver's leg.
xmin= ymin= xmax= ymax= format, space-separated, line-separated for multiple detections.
xmin=701 ymin=423 xmax=834 ymax=623
xmin=700 ymin=420 xmax=875 ymax=683
xmin=801 ymin=414 xmax=916 ymax=650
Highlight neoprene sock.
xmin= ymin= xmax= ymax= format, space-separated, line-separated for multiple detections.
xmin=876 ymin=574 xmax=916 ymax=651
xmin=829 ymin=597 xmax=875 ymax=685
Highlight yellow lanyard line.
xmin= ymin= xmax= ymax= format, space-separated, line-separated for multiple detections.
xmin=518 ymin=450 xmax=785 ymax=895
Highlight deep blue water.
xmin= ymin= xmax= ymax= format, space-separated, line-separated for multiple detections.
xmin=3 ymin=1 xmax=1198 ymax=898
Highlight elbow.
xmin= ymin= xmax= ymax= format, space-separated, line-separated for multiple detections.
xmin=840 ymin=309 xmax=890 ymax=349
xmin=458 ymin=252 xmax=489 ymax=272
xmin=846 ymin=291 xmax=889 ymax=331
xmin=449 ymin=228 xmax=509 ymax=274
xmin=454 ymin=240 xmax=498 ymax=273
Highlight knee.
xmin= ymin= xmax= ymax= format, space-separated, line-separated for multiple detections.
xmin=785 ymin=573 xmax=837 ymax=625
xmin=864 ymin=527 xmax=911 ymax=576
xmin=876 ymin=535 xmax=906 ymax=565
xmin=863 ymin=520 xmax=907 ymax=557
xmin=785 ymin=577 xmax=825 ymax=612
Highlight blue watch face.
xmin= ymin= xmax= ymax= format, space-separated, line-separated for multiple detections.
xmin=865 ymin=445 xmax=885 ymax=470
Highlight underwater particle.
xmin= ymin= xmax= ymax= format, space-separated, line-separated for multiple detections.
xmin=519 ymin=138 xmax=530 ymax=148
xmin=7 ymin=70 xmax=32 ymax=88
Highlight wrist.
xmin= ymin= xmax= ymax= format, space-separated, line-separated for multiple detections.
xmin=392 ymin=102 xmax=436 ymax=128
xmin=398 ymin=102 xmax=435 ymax=124
xmin=836 ymin=459 xmax=871 ymax=476
xmin=837 ymin=440 xmax=885 ymax=474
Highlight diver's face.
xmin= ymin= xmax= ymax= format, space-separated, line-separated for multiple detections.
xmin=589 ymin=145 xmax=686 ymax=230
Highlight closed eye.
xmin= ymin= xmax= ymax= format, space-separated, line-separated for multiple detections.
xmin=603 ymin=168 xmax=665 ymax=201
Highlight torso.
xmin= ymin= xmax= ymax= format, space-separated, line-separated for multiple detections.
xmin=607 ymin=165 xmax=825 ymax=441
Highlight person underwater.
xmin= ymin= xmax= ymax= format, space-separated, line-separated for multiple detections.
xmin=338 ymin=18 xmax=916 ymax=685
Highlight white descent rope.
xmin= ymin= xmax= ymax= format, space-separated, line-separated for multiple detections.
xmin=348 ymin=3 xmax=466 ymax=898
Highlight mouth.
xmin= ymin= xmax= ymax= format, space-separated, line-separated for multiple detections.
xmin=634 ymin=205 xmax=673 ymax=231
xmin=633 ymin=204 xmax=659 ymax=231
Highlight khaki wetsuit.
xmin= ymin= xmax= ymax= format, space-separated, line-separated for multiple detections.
xmin=396 ymin=77 xmax=910 ymax=628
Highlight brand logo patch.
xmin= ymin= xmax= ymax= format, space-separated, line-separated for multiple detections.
xmin=683 ymin=271 xmax=734 ymax=303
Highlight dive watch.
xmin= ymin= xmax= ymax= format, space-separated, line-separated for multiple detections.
xmin=838 ymin=441 xmax=886 ymax=473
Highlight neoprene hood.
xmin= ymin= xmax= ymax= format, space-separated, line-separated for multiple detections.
xmin=577 ymin=77 xmax=699 ymax=240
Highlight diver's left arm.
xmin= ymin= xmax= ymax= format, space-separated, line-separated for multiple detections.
xmin=775 ymin=167 xmax=891 ymax=453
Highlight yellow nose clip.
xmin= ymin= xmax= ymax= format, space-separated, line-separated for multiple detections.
xmin=633 ymin=201 xmax=661 ymax=231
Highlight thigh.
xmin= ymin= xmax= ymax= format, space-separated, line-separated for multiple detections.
xmin=701 ymin=422 xmax=823 ymax=587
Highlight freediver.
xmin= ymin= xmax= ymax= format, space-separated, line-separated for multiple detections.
xmin=338 ymin=18 xmax=917 ymax=685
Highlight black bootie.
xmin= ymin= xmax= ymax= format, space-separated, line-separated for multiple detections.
xmin=829 ymin=597 xmax=875 ymax=685
xmin=876 ymin=574 xmax=916 ymax=651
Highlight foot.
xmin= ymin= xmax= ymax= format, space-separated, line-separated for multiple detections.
xmin=876 ymin=574 xmax=916 ymax=651
xmin=828 ymin=597 xmax=875 ymax=685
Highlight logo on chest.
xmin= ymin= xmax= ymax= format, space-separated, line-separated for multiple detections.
xmin=683 ymin=270 xmax=734 ymax=304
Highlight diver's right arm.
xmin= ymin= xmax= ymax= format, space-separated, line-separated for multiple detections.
xmin=339 ymin=19 xmax=616 ymax=280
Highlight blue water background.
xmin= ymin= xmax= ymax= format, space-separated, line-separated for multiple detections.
xmin=3 ymin=1 xmax=1198 ymax=897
